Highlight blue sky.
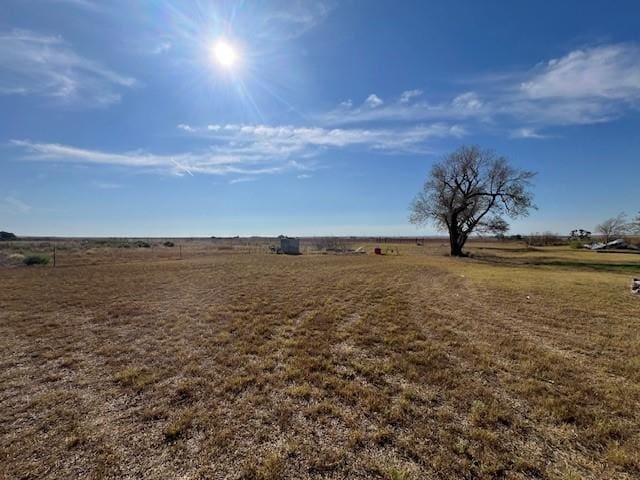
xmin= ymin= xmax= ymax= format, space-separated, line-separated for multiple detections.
xmin=1 ymin=0 xmax=639 ymax=237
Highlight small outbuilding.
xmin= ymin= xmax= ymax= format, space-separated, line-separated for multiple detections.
xmin=278 ymin=235 xmax=300 ymax=255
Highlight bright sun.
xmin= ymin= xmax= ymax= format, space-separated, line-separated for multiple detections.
xmin=212 ymin=39 xmax=238 ymax=68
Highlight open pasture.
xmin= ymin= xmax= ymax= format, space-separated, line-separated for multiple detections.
xmin=1 ymin=241 xmax=639 ymax=479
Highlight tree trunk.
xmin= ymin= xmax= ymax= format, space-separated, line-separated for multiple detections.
xmin=450 ymin=243 xmax=464 ymax=256
xmin=448 ymin=226 xmax=467 ymax=257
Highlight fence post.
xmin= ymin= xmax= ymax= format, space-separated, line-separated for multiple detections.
xmin=179 ymin=244 xmax=182 ymax=260
xmin=53 ymin=245 xmax=56 ymax=268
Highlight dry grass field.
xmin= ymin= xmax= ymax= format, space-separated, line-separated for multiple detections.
xmin=1 ymin=240 xmax=639 ymax=479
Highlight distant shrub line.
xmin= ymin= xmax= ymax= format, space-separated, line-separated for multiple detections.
xmin=0 ymin=231 xmax=17 ymax=241
xmin=23 ymin=254 xmax=50 ymax=266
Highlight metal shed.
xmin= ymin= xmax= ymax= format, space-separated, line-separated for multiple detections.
xmin=278 ymin=236 xmax=300 ymax=255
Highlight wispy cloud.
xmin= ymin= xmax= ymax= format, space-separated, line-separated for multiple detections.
xmin=229 ymin=176 xmax=258 ymax=184
xmin=364 ymin=94 xmax=384 ymax=108
xmin=260 ymin=0 xmax=334 ymax=40
xmin=322 ymin=89 xmax=490 ymax=125
xmin=520 ymin=44 xmax=640 ymax=101
xmin=48 ymin=0 xmax=102 ymax=10
xmin=324 ymin=44 xmax=640 ymax=132
xmin=177 ymin=122 xmax=467 ymax=154
xmin=509 ymin=43 xmax=640 ymax=126
xmin=10 ymin=119 xmax=465 ymax=177
xmin=400 ymin=89 xmax=423 ymax=103
xmin=452 ymin=92 xmax=483 ymax=112
xmin=510 ymin=127 xmax=549 ymax=139
xmin=10 ymin=139 xmax=294 ymax=176
xmin=11 ymin=41 xmax=638 ymax=181
xmin=152 ymin=42 xmax=172 ymax=55
xmin=92 ymin=181 xmax=123 ymax=189
xmin=0 ymin=29 xmax=136 ymax=107
xmin=1 ymin=196 xmax=32 ymax=215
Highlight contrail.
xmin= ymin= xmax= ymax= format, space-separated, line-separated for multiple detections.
xmin=171 ymin=157 xmax=194 ymax=176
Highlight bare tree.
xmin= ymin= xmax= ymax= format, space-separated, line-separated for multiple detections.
xmin=595 ymin=213 xmax=628 ymax=243
xmin=631 ymin=211 xmax=640 ymax=235
xmin=410 ymin=146 xmax=535 ymax=256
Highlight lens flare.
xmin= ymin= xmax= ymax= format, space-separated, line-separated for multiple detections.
xmin=212 ymin=39 xmax=238 ymax=68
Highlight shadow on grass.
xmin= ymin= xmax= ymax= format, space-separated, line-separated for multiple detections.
xmin=528 ymin=260 xmax=640 ymax=272
xmin=473 ymin=246 xmax=543 ymax=253
xmin=470 ymin=253 xmax=640 ymax=273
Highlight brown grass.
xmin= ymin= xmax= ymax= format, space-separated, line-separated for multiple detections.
xmin=0 ymin=240 xmax=639 ymax=479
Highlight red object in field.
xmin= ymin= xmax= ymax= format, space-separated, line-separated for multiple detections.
xmin=374 ymin=247 xmax=382 ymax=255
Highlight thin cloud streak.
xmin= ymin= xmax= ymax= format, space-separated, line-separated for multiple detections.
xmin=400 ymin=89 xmax=423 ymax=103
xmin=10 ymin=119 xmax=466 ymax=177
xmin=48 ymin=0 xmax=103 ymax=10
xmin=0 ymin=29 xmax=136 ymax=107
xmin=229 ymin=176 xmax=258 ymax=184
xmin=152 ymin=42 xmax=172 ymax=55
xmin=92 ymin=181 xmax=123 ymax=189
xmin=259 ymin=0 xmax=334 ymax=40
xmin=510 ymin=127 xmax=549 ymax=139
xmin=1 ymin=196 xmax=32 ymax=215
xmin=178 ymin=122 xmax=467 ymax=153
xmin=10 ymin=139 xmax=296 ymax=176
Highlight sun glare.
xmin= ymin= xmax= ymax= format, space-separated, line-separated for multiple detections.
xmin=212 ymin=39 xmax=238 ymax=68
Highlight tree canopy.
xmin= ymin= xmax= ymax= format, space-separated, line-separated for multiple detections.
xmin=410 ymin=146 xmax=536 ymax=256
